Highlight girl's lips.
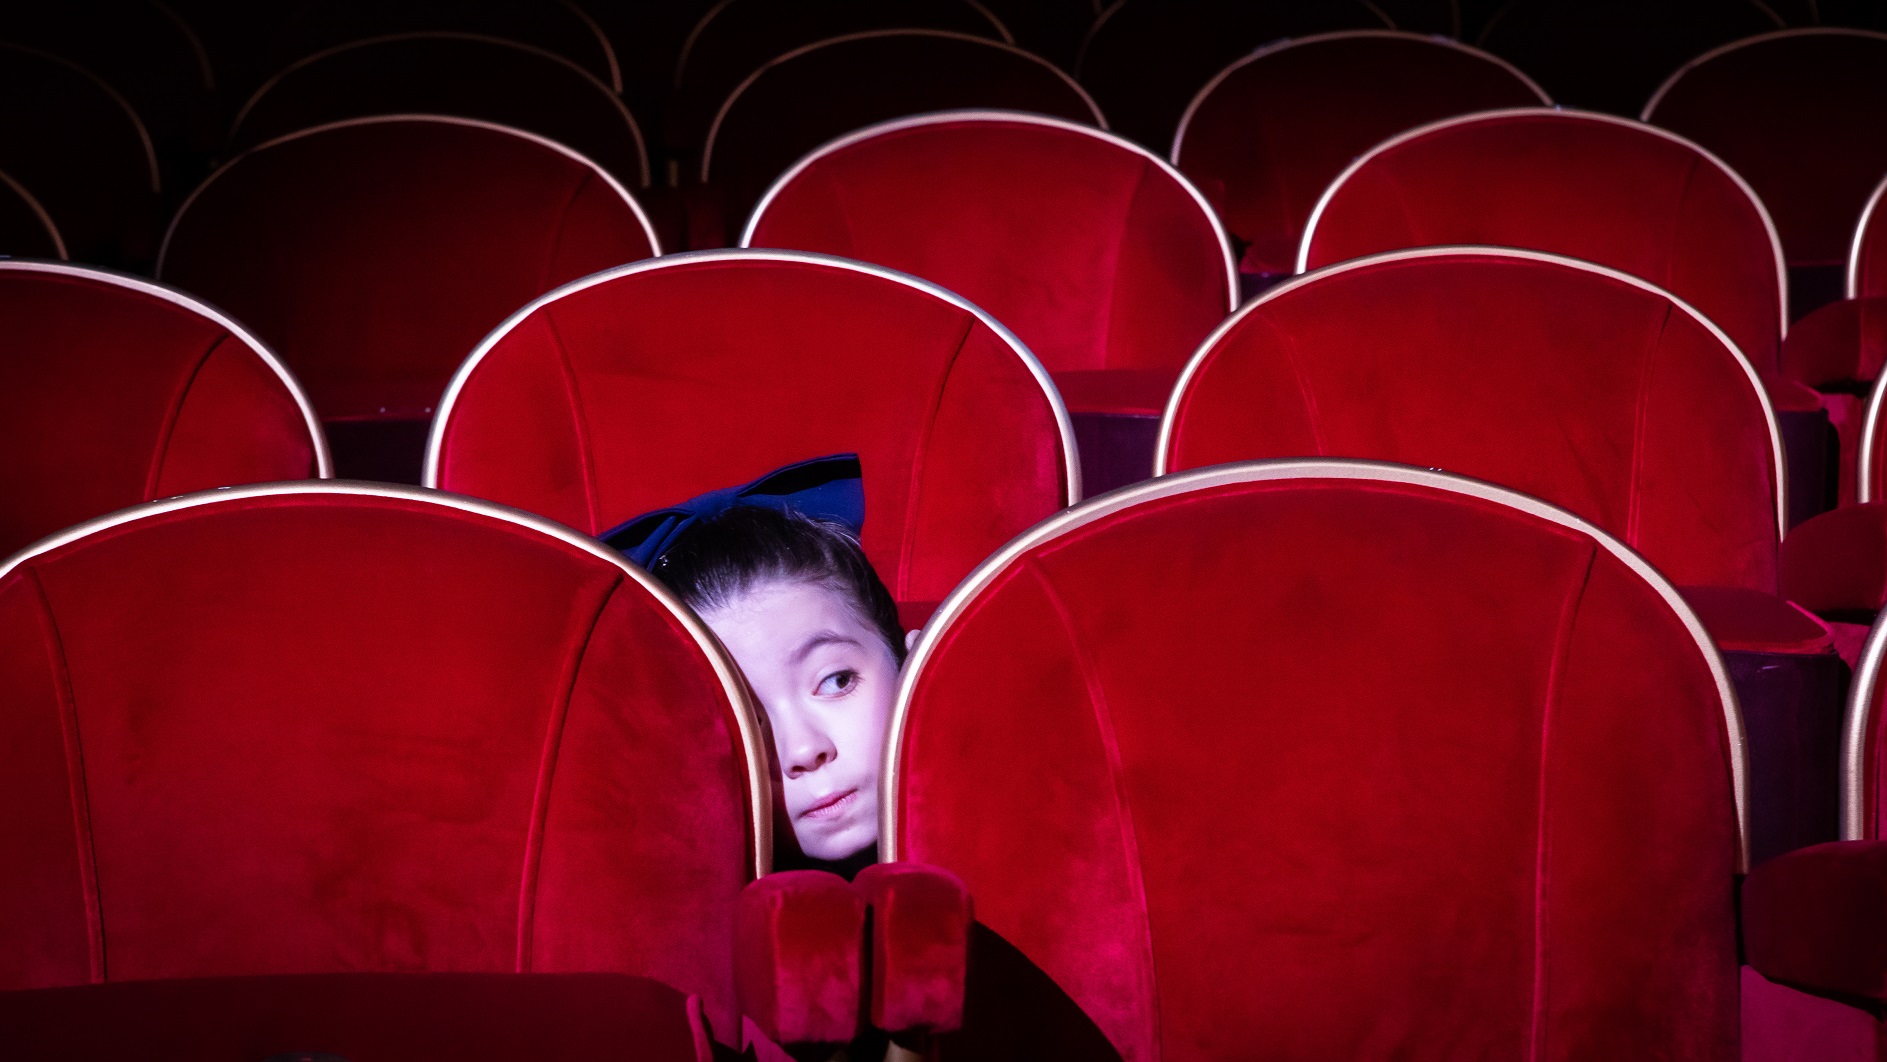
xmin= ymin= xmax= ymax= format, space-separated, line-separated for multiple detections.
xmin=801 ymin=788 xmax=858 ymax=820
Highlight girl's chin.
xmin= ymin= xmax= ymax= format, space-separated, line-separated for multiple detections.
xmin=797 ymin=817 xmax=877 ymax=863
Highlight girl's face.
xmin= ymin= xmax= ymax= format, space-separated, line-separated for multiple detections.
xmin=701 ymin=578 xmax=903 ymax=862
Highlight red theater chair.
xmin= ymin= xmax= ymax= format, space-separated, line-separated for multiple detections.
xmin=158 ymin=115 xmax=660 ymax=484
xmin=698 ymin=30 xmax=1103 ymax=244
xmin=0 ymin=169 xmax=64 ymax=259
xmin=0 ymin=483 xmax=868 ymax=1054
xmin=742 ymin=111 xmax=1236 ymax=496
xmin=1171 ymin=30 xmax=1549 ymax=285
xmin=1073 ymin=0 xmax=1390 ymax=150
xmin=229 ymin=32 xmax=650 ymax=190
xmin=1644 ymin=29 xmax=1887 ymax=318
xmin=869 ymin=460 xmax=1882 ymax=1059
xmin=0 ymin=44 xmax=161 ymax=268
xmin=1160 ymin=248 xmax=1857 ymax=863
xmin=0 ymin=260 xmax=327 ymax=559
xmin=425 ymin=249 xmax=1078 ymax=629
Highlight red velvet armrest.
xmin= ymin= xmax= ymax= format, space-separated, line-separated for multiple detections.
xmin=1781 ymin=502 xmax=1887 ymax=616
xmin=1677 ymin=585 xmax=1834 ymax=655
xmin=1743 ymin=840 xmax=1887 ymax=1003
xmin=1781 ymin=297 xmax=1887 ymax=389
xmin=853 ymin=862 xmax=973 ymax=1036
xmin=1051 ymin=369 xmax=1182 ymax=417
xmin=735 ymin=871 xmax=866 ymax=1047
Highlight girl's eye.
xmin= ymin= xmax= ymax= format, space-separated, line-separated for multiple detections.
xmin=816 ymin=670 xmax=859 ymax=696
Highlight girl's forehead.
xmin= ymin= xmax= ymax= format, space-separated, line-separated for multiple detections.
xmin=703 ymin=578 xmax=879 ymax=648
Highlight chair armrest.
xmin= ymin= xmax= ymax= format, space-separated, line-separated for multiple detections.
xmin=1743 ymin=840 xmax=1887 ymax=1003
xmin=734 ymin=870 xmax=865 ymax=1047
xmin=1780 ymin=503 xmax=1887 ymax=615
xmin=853 ymin=862 xmax=973 ymax=1036
xmin=1781 ymin=296 xmax=1887 ymax=388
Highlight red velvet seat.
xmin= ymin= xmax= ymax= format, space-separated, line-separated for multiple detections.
xmin=0 ymin=260 xmax=327 ymax=559
xmin=742 ymin=111 xmax=1236 ymax=494
xmin=1643 ymin=29 xmax=1887 ymax=317
xmin=1171 ymin=30 xmax=1549 ymax=280
xmin=1073 ymin=0 xmax=1390 ymax=149
xmin=0 ymin=44 xmax=161 ymax=268
xmin=1300 ymin=108 xmax=1789 ymax=383
xmin=158 ymin=115 xmax=659 ymax=482
xmin=0 ymin=483 xmax=779 ymax=1045
xmin=880 ymin=460 xmax=1780 ymax=1058
xmin=0 ymin=169 xmax=64 ymax=259
xmin=425 ymin=249 xmax=1078 ymax=628
xmin=700 ymin=30 xmax=1103 ymax=236
xmin=1159 ymin=248 xmax=1857 ymax=862
xmin=229 ymin=33 xmax=651 ymax=190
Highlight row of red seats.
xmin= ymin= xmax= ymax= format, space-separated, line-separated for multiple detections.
xmin=2 ymin=468 xmax=1885 ymax=1058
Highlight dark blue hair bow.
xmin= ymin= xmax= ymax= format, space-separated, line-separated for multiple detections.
xmin=600 ymin=453 xmax=865 ymax=570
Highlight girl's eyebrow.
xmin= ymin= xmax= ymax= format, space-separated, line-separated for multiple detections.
xmin=791 ymin=631 xmax=862 ymax=664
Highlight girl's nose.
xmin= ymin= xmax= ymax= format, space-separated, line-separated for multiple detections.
xmin=775 ymin=705 xmax=838 ymax=778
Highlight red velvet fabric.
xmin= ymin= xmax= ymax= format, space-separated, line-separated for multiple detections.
xmin=430 ymin=253 xmax=1071 ymax=608
xmin=0 ymin=489 xmax=761 ymax=1041
xmin=1302 ymin=109 xmax=1786 ymax=375
xmin=1741 ymin=966 xmax=1879 ymax=1062
xmin=853 ymin=861 xmax=972 ymax=1035
xmin=1743 ymin=840 xmax=1887 ymax=1002
xmin=1163 ymin=250 xmax=1782 ymax=593
xmin=743 ymin=115 xmax=1235 ymax=415
xmin=159 ymin=117 xmax=657 ymax=422
xmin=1678 ymin=586 xmax=1834 ymax=656
xmin=891 ymin=470 xmax=1742 ymax=1059
xmin=0 ymin=972 xmax=719 ymax=1061
xmin=0 ymin=264 xmax=321 ymax=559
xmin=1645 ymin=30 xmax=1887 ymax=269
xmin=1174 ymin=32 xmax=1547 ymax=276
xmin=230 ymin=34 xmax=649 ymax=190
xmin=1857 ymin=184 xmax=1887 ymax=301
xmin=703 ymin=31 xmax=1100 ymax=229
xmin=734 ymin=871 xmax=865 ymax=1046
xmin=1780 ymin=298 xmax=1887 ymax=504
xmin=1866 ymin=628 xmax=1887 ymax=841
xmin=1781 ymin=503 xmax=1887 ymax=615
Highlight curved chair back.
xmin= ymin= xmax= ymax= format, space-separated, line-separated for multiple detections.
xmin=1161 ymin=247 xmax=1783 ymax=592
xmin=1848 ymin=174 xmax=1887 ymax=301
xmin=0 ymin=261 xmax=327 ymax=558
xmin=1301 ymin=108 xmax=1787 ymax=375
xmin=885 ymin=460 xmax=1744 ymax=1060
xmin=0 ymin=169 xmax=64 ymax=259
xmin=1173 ymin=30 xmax=1546 ymax=277
xmin=0 ymin=484 xmax=768 ymax=1040
xmin=427 ymin=250 xmax=1078 ymax=621
xmin=1845 ymin=613 xmax=1887 ymax=839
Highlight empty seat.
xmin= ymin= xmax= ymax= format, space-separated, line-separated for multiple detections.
xmin=1644 ymin=29 xmax=1887 ymax=317
xmin=702 ymin=30 xmax=1102 ymax=229
xmin=668 ymin=0 xmax=1009 ymax=163
xmin=743 ymin=111 xmax=1236 ymax=494
xmin=426 ymin=249 xmax=1078 ymax=625
xmin=1172 ymin=30 xmax=1549 ymax=280
xmin=1160 ymin=248 xmax=1855 ymax=862
xmin=0 ymin=169 xmax=63 ymax=259
xmin=0 ymin=484 xmax=772 ymax=1042
xmin=230 ymin=32 xmax=649 ymax=189
xmin=1476 ymin=0 xmax=1783 ymax=116
xmin=0 ymin=44 xmax=160 ymax=268
xmin=1301 ymin=108 xmax=1789 ymax=384
xmin=159 ymin=116 xmax=659 ymax=482
xmin=0 ymin=261 xmax=327 ymax=559
xmin=1075 ymin=0 xmax=1389 ymax=149
xmin=879 ymin=460 xmax=1766 ymax=1057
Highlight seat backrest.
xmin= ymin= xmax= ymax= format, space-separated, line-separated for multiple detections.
xmin=670 ymin=0 xmax=1007 ymax=160
xmin=1644 ymin=29 xmax=1887 ymax=271
xmin=0 ymin=44 xmax=160 ymax=267
xmin=0 ymin=484 xmax=769 ymax=1041
xmin=703 ymin=30 xmax=1102 ymax=222
xmin=158 ymin=116 xmax=659 ymax=423
xmin=426 ymin=249 xmax=1078 ymax=617
xmin=0 ymin=169 xmax=64 ymax=259
xmin=1858 ymin=373 xmax=1887 ymax=502
xmin=1301 ymin=108 xmax=1788 ymax=375
xmin=230 ymin=33 xmax=649 ymax=189
xmin=1848 ymin=173 xmax=1887 ymax=300
xmin=0 ymin=261 xmax=327 ymax=559
xmin=743 ymin=112 xmax=1236 ymax=379
xmin=1172 ymin=30 xmax=1548 ymax=275
xmin=1846 ymin=614 xmax=1887 ymax=843
xmin=1160 ymin=248 xmax=1784 ymax=591
xmin=1074 ymin=0 xmax=1388 ymax=150
xmin=885 ymin=460 xmax=1745 ymax=1060
xmin=1476 ymin=0 xmax=1782 ymax=116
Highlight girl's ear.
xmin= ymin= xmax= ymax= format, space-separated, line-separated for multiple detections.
xmin=904 ymin=628 xmax=922 ymax=655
